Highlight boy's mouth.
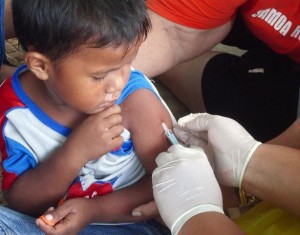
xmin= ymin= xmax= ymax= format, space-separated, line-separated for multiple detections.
xmin=99 ymin=100 xmax=117 ymax=109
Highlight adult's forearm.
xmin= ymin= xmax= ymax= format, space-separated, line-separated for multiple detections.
xmin=267 ymin=118 xmax=300 ymax=149
xmin=242 ymin=144 xmax=300 ymax=217
xmin=179 ymin=212 xmax=245 ymax=235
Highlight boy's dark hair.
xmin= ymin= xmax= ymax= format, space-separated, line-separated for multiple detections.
xmin=12 ymin=0 xmax=151 ymax=61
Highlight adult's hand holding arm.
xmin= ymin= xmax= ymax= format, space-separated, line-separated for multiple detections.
xmin=174 ymin=113 xmax=261 ymax=188
xmin=152 ymin=145 xmax=223 ymax=235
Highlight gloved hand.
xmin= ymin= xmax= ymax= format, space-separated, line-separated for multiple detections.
xmin=152 ymin=144 xmax=223 ymax=235
xmin=174 ymin=113 xmax=261 ymax=188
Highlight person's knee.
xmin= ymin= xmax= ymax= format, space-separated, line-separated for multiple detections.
xmin=157 ymin=51 xmax=222 ymax=112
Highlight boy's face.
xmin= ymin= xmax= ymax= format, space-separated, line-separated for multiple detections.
xmin=45 ymin=42 xmax=141 ymax=114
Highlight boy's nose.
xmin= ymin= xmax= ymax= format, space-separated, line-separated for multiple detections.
xmin=105 ymin=74 xmax=126 ymax=94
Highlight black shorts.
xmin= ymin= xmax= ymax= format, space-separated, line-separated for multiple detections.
xmin=202 ymin=46 xmax=300 ymax=142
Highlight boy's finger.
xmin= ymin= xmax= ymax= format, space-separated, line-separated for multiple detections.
xmin=96 ymin=105 xmax=121 ymax=118
xmin=39 ymin=214 xmax=57 ymax=226
xmin=132 ymin=201 xmax=158 ymax=217
xmin=38 ymin=205 xmax=70 ymax=227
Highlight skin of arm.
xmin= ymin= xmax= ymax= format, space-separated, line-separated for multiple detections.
xmin=37 ymin=177 xmax=156 ymax=234
xmin=242 ymin=144 xmax=300 ymax=217
xmin=132 ymin=9 xmax=233 ymax=78
xmin=179 ymin=212 xmax=245 ymax=235
xmin=267 ymin=117 xmax=300 ymax=149
xmin=121 ymin=89 xmax=172 ymax=173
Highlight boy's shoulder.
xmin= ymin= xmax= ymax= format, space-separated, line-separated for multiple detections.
xmin=0 ymin=66 xmax=27 ymax=116
xmin=116 ymin=69 xmax=159 ymax=105
xmin=0 ymin=77 xmax=24 ymax=113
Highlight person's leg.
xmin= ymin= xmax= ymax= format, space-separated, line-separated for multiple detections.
xmin=157 ymin=46 xmax=300 ymax=143
xmin=0 ymin=206 xmax=44 ymax=235
xmin=155 ymin=8 xmax=263 ymax=114
xmin=156 ymin=51 xmax=221 ymax=113
xmin=202 ymin=47 xmax=300 ymax=142
xmin=0 ymin=206 xmax=170 ymax=235
xmin=79 ymin=220 xmax=171 ymax=235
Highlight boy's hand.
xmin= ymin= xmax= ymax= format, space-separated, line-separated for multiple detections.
xmin=66 ymin=105 xmax=124 ymax=163
xmin=36 ymin=198 xmax=93 ymax=235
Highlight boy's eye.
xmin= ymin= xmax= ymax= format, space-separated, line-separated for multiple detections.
xmin=93 ymin=76 xmax=105 ymax=80
xmin=92 ymin=74 xmax=108 ymax=81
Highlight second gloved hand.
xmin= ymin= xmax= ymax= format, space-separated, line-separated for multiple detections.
xmin=152 ymin=144 xmax=223 ymax=235
xmin=174 ymin=113 xmax=261 ymax=188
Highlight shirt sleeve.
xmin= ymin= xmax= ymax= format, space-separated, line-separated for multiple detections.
xmin=147 ymin=0 xmax=247 ymax=29
xmin=2 ymin=136 xmax=38 ymax=190
xmin=115 ymin=70 xmax=158 ymax=105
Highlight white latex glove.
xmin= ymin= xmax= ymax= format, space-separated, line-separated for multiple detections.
xmin=174 ymin=113 xmax=261 ymax=188
xmin=152 ymin=144 xmax=223 ymax=235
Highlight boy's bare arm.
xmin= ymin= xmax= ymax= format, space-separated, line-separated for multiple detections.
xmin=121 ymin=88 xmax=172 ymax=173
xmin=37 ymin=176 xmax=156 ymax=234
xmin=4 ymin=106 xmax=124 ymax=216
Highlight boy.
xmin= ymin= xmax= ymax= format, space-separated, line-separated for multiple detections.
xmin=0 ymin=0 xmax=173 ymax=234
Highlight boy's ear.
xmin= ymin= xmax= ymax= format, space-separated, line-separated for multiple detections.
xmin=24 ymin=52 xmax=52 ymax=80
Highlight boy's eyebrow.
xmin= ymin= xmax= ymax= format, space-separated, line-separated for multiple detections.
xmin=91 ymin=49 xmax=139 ymax=75
xmin=91 ymin=56 xmax=137 ymax=75
xmin=91 ymin=67 xmax=120 ymax=75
